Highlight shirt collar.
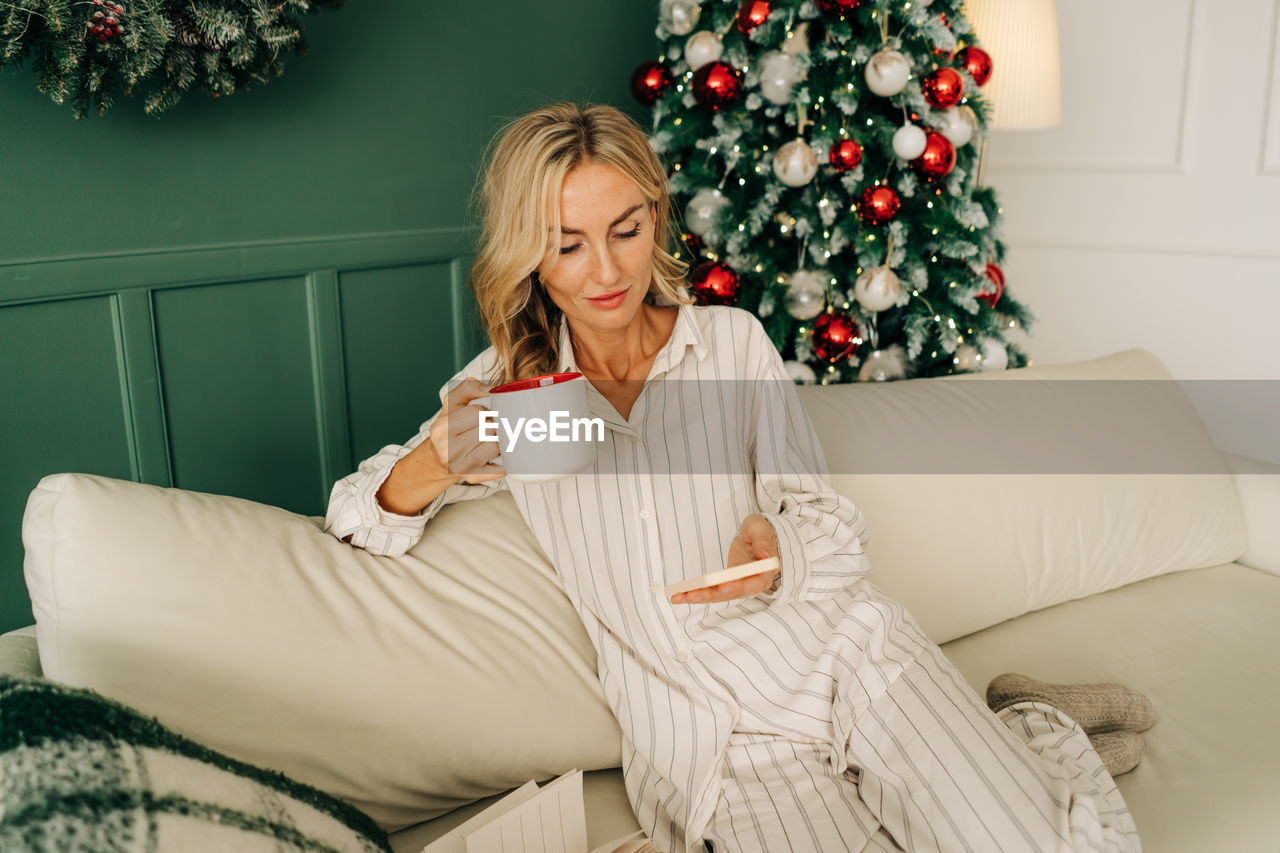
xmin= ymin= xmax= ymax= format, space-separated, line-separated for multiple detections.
xmin=555 ymin=300 xmax=708 ymax=376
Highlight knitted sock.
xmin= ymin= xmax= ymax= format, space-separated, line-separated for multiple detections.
xmin=986 ymin=672 xmax=1156 ymax=734
xmin=1089 ymin=731 xmax=1146 ymax=777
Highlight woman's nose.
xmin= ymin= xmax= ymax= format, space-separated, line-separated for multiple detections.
xmin=589 ymin=243 xmax=623 ymax=287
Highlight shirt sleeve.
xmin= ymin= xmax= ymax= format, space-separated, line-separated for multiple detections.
xmin=745 ymin=321 xmax=871 ymax=605
xmin=323 ymin=349 xmax=509 ymax=557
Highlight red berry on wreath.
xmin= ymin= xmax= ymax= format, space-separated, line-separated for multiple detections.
xmin=94 ymin=0 xmax=103 ymax=5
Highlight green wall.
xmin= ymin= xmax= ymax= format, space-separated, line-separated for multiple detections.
xmin=0 ymin=1 xmax=658 ymax=633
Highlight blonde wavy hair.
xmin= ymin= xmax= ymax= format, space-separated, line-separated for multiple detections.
xmin=468 ymin=102 xmax=693 ymax=384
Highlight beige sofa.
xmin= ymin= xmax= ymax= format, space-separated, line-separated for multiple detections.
xmin=4 ymin=348 xmax=1278 ymax=852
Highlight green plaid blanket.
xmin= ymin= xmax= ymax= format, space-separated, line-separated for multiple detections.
xmin=0 ymin=674 xmax=391 ymax=852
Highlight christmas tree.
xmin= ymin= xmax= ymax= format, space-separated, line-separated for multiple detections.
xmin=631 ymin=0 xmax=1034 ymax=382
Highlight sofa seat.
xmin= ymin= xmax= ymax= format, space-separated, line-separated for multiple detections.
xmin=375 ymin=560 xmax=1279 ymax=852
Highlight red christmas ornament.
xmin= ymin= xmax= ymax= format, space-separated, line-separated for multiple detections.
xmin=737 ymin=0 xmax=772 ymax=34
xmin=828 ymin=139 xmax=863 ymax=171
xmin=956 ymin=46 xmax=993 ymax=87
xmin=630 ymin=61 xmax=673 ymax=106
xmin=690 ymin=261 xmax=741 ymax=306
xmin=815 ymin=0 xmax=862 ymax=19
xmin=922 ymin=67 xmax=964 ymax=109
xmin=977 ymin=262 xmax=1005 ymax=307
xmin=913 ymin=132 xmax=956 ymax=178
xmin=858 ymin=185 xmax=901 ymax=225
xmin=811 ymin=310 xmax=863 ymax=362
xmin=692 ymin=61 xmax=743 ymax=111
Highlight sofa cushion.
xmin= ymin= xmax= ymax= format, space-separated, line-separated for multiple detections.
xmin=21 ymin=473 xmax=621 ymax=832
xmin=942 ymin=562 xmax=1280 ymax=853
xmin=0 ymin=673 xmax=391 ymax=852
xmin=797 ymin=349 xmax=1249 ymax=642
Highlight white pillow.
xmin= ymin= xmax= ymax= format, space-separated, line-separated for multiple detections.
xmin=22 ymin=474 xmax=620 ymax=832
xmin=797 ymin=349 xmax=1250 ymax=643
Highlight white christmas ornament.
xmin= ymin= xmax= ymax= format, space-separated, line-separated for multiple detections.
xmin=785 ymin=360 xmax=818 ymax=384
xmin=864 ymin=49 xmax=911 ymax=97
xmin=980 ymin=338 xmax=1009 ymax=371
xmin=685 ymin=188 xmax=730 ymax=236
xmin=772 ymin=139 xmax=819 ymax=187
xmin=853 ymin=265 xmax=902 ymax=312
xmin=892 ymin=125 xmax=927 ymax=160
xmin=758 ymin=51 xmax=803 ymax=105
xmin=684 ymin=31 xmax=723 ymax=70
xmin=858 ymin=346 xmax=908 ymax=382
xmin=938 ymin=106 xmax=977 ymax=147
xmin=954 ymin=344 xmax=981 ymax=371
xmin=658 ymin=0 xmax=700 ymax=36
xmin=784 ymin=270 xmax=827 ymax=320
xmin=782 ymin=22 xmax=810 ymax=56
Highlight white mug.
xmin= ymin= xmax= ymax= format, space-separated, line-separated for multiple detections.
xmin=469 ymin=372 xmax=601 ymax=483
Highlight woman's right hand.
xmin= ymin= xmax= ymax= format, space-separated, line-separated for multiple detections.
xmin=376 ymin=378 xmax=505 ymax=516
xmin=426 ymin=377 xmax=507 ymax=485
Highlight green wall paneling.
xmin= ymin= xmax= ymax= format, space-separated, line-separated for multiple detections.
xmin=153 ymin=276 xmax=324 ymax=515
xmin=0 ymin=297 xmax=138 ymax=628
xmin=341 ymin=260 xmax=464 ymax=464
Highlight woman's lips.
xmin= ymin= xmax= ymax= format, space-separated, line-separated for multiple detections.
xmin=587 ymin=287 xmax=629 ymax=309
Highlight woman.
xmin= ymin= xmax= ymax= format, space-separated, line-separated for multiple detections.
xmin=326 ymin=103 xmax=1146 ymax=853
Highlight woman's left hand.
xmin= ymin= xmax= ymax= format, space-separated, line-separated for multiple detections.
xmin=670 ymin=514 xmax=781 ymax=604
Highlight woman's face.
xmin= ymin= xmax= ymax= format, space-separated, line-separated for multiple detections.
xmin=537 ymin=160 xmax=657 ymax=333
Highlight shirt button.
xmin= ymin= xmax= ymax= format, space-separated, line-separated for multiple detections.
xmin=639 ymin=509 xmax=651 ymax=519
xmin=676 ymin=650 xmax=692 ymax=663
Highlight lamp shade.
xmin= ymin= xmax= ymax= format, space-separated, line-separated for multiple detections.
xmin=964 ymin=0 xmax=1062 ymax=129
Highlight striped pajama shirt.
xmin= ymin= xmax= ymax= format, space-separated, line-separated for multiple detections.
xmin=325 ymin=302 xmax=1138 ymax=853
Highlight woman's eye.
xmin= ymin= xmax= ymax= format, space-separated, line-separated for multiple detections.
xmin=558 ymin=226 xmax=640 ymax=255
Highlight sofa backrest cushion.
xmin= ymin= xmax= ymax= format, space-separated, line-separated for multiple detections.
xmin=22 ymin=473 xmax=620 ymax=833
xmin=796 ymin=349 xmax=1249 ymax=643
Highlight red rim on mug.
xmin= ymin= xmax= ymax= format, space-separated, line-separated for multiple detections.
xmin=489 ymin=372 xmax=584 ymax=395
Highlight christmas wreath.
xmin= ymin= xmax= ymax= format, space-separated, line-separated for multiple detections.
xmin=1 ymin=0 xmax=344 ymax=119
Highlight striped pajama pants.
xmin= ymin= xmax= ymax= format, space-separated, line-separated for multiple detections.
xmin=702 ymin=643 xmax=1140 ymax=853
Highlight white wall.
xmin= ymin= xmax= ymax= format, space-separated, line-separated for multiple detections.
xmin=986 ymin=0 xmax=1280 ymax=460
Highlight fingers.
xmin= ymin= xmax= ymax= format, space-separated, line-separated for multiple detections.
xmin=444 ymin=377 xmax=492 ymax=414
xmin=669 ymin=570 xmax=779 ymax=605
